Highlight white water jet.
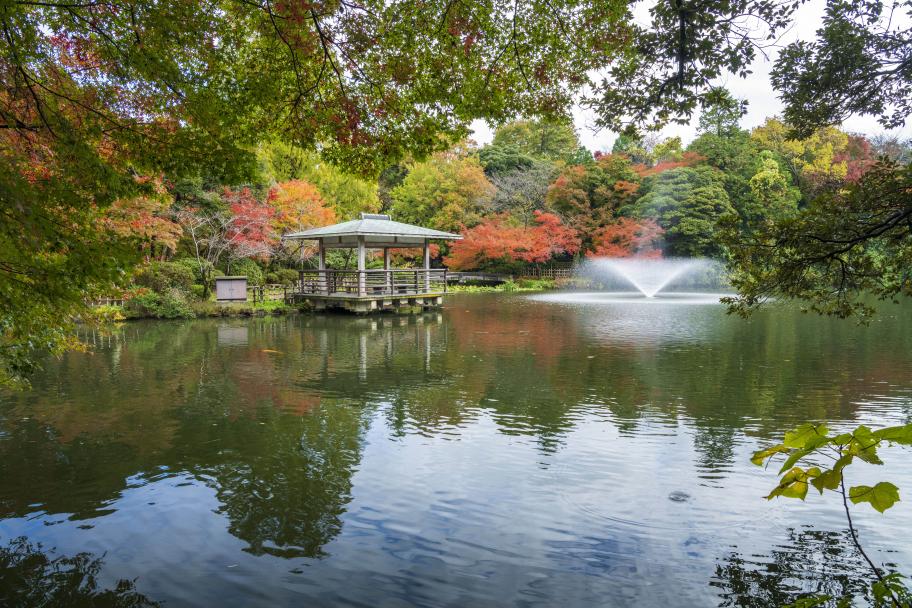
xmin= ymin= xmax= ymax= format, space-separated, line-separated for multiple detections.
xmin=581 ymin=257 xmax=718 ymax=298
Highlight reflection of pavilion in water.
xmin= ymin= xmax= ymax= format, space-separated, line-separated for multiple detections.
xmin=293 ymin=312 xmax=445 ymax=387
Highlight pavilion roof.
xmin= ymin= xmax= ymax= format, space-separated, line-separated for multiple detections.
xmin=283 ymin=213 xmax=462 ymax=241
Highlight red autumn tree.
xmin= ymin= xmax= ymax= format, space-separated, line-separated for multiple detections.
xmin=528 ymin=211 xmax=582 ymax=261
xmin=588 ymin=218 xmax=664 ymax=258
xmin=444 ymin=211 xmax=580 ymax=270
xmin=224 ymin=187 xmax=277 ymax=260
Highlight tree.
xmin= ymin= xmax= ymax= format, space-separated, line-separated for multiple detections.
xmin=751 ymin=118 xmax=853 ymax=199
xmin=687 ymin=128 xmax=774 ymax=232
xmin=586 ymin=0 xmax=798 ymax=132
xmin=545 ymin=153 xmax=642 ymax=247
xmin=174 ymin=189 xmax=275 ymax=296
xmin=748 ymin=153 xmax=801 ymax=222
xmin=1 ymin=0 xmax=630 ymax=385
xmin=697 ymin=88 xmax=746 ymax=137
xmin=724 ymin=161 xmax=912 ymax=319
xmin=631 ymin=166 xmax=737 ymax=257
xmin=589 ymin=218 xmax=664 ymax=258
xmin=444 ymin=211 xmax=580 ymax=271
xmin=487 ymin=162 xmax=558 ymax=225
xmin=224 ymin=188 xmax=277 ymax=262
xmin=258 ymin=143 xmax=379 ymax=219
xmin=611 ymin=133 xmax=659 ymax=165
xmin=389 ymin=150 xmax=495 ymax=232
xmin=772 ymin=0 xmax=912 ymax=137
xmin=103 ymin=195 xmax=183 ymax=262
xmin=478 ymin=143 xmax=536 ymax=175
xmin=268 ymin=180 xmax=336 ymax=263
xmin=491 ymin=119 xmax=587 ymax=163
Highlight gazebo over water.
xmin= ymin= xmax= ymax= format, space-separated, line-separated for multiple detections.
xmin=283 ymin=213 xmax=462 ymax=313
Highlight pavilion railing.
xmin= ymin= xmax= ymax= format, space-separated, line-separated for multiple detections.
xmin=296 ymin=269 xmax=447 ymax=297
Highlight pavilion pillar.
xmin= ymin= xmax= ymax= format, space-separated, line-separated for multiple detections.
xmin=383 ymin=248 xmax=392 ymax=295
xmin=317 ymin=239 xmax=327 ymax=294
xmin=423 ymin=241 xmax=431 ymax=292
xmin=357 ymin=236 xmax=366 ymax=296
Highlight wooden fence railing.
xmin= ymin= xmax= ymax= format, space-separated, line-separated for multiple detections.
xmin=297 ymin=269 xmax=447 ymax=297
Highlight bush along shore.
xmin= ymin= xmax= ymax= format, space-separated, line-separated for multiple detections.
xmin=83 ymin=276 xmax=561 ymax=322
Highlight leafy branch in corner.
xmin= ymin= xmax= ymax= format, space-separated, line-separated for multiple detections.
xmin=753 ymin=422 xmax=912 ymax=607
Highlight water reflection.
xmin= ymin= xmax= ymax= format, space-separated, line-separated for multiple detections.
xmin=711 ymin=527 xmax=899 ymax=607
xmin=0 ymin=537 xmax=160 ymax=607
xmin=1 ymin=296 xmax=911 ymax=607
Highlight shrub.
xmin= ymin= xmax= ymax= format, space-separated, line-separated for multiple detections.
xmin=173 ymin=257 xmax=212 ymax=284
xmin=125 ymin=289 xmax=195 ymax=319
xmin=133 ymin=262 xmax=195 ymax=295
xmin=189 ymin=284 xmax=206 ymax=301
xmin=500 ymin=279 xmax=518 ymax=292
xmin=230 ymin=258 xmax=265 ymax=286
xmin=266 ymin=268 xmax=299 ymax=286
xmin=83 ymin=305 xmax=125 ymax=323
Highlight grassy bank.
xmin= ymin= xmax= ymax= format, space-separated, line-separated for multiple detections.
xmin=84 ymin=299 xmax=300 ymax=323
xmin=448 ymin=278 xmax=557 ymax=293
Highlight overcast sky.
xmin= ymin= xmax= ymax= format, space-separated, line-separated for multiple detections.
xmin=470 ymin=0 xmax=911 ymax=152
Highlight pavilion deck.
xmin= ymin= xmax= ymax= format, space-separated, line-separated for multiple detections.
xmin=292 ymin=268 xmax=448 ymax=313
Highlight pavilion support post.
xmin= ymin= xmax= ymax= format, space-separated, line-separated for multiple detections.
xmin=423 ymin=242 xmax=431 ymax=292
xmin=383 ymin=248 xmax=392 ymax=295
xmin=317 ymin=239 xmax=327 ymax=295
xmin=357 ymin=236 xmax=366 ymax=296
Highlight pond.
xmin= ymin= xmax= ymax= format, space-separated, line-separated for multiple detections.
xmin=2 ymin=293 xmax=912 ymax=607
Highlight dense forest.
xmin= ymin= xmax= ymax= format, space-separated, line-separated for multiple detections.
xmin=3 ymin=0 xmax=911 ymax=386
xmin=109 ymin=91 xmax=909 ymax=294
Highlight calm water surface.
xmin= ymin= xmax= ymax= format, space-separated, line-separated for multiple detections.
xmin=2 ymin=293 xmax=912 ymax=607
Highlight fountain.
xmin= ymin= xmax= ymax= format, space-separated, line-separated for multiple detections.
xmin=529 ymin=257 xmax=729 ymax=306
xmin=585 ymin=257 xmax=713 ymax=298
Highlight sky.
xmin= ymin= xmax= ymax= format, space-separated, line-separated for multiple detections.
xmin=469 ymin=0 xmax=911 ymax=153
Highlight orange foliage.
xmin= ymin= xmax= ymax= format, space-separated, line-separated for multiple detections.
xmin=634 ymin=151 xmax=705 ymax=178
xmin=269 ymin=180 xmax=336 ymax=234
xmin=588 ymin=218 xmax=664 ymax=258
xmin=444 ymin=211 xmax=580 ymax=270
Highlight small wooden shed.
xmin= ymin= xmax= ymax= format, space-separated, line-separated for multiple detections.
xmin=215 ymin=276 xmax=248 ymax=302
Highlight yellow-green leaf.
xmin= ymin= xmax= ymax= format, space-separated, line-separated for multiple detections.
xmin=766 ymin=467 xmax=821 ymax=501
xmin=751 ymin=444 xmax=789 ymax=466
xmin=784 ymin=423 xmax=829 ymax=449
xmin=810 ymin=455 xmax=853 ymax=494
xmin=873 ymin=424 xmax=912 ymax=445
xmin=849 ymin=482 xmax=900 ymax=513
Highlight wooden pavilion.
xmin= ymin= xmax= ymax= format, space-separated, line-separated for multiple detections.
xmin=283 ymin=213 xmax=462 ymax=313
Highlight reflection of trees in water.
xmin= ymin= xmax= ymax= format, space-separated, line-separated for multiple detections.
xmin=4 ymin=304 xmax=912 ymax=561
xmin=0 ymin=537 xmax=159 ymax=608
xmin=691 ymin=423 xmax=738 ymax=481
xmin=710 ymin=526 xmax=896 ymax=607
xmin=202 ymin=402 xmax=370 ymax=558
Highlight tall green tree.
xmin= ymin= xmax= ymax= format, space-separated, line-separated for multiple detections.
xmin=725 ymin=161 xmax=912 ymax=319
xmin=491 ymin=119 xmax=588 ymax=164
xmin=631 ymin=166 xmax=737 ymax=257
xmin=697 ymin=88 xmax=746 ymax=137
xmin=772 ymin=0 xmax=912 ymax=136
xmin=389 ymin=150 xmax=495 ymax=232
xmin=747 ymin=152 xmax=801 ymax=222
